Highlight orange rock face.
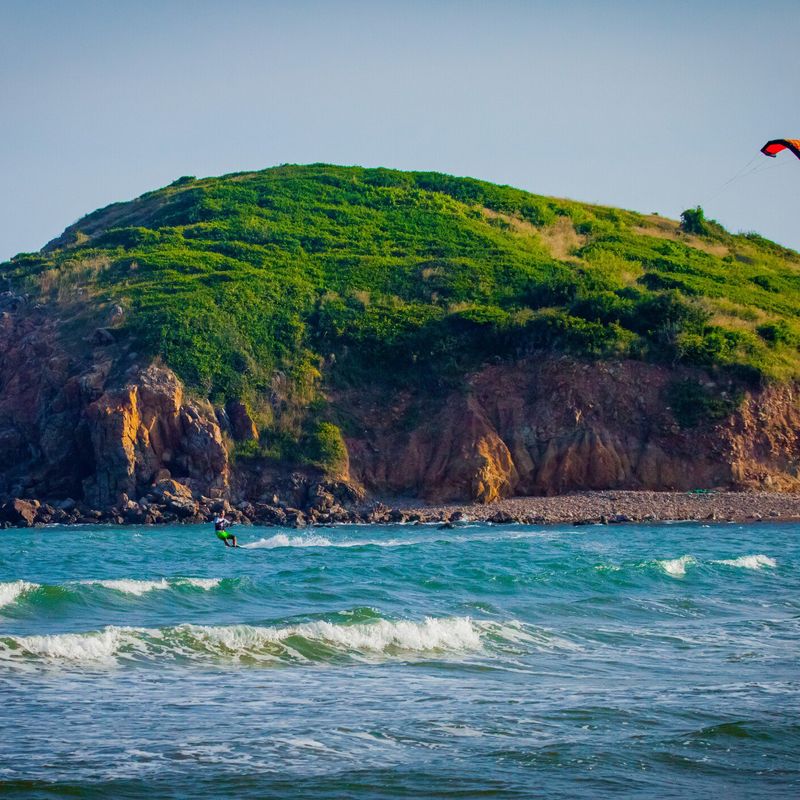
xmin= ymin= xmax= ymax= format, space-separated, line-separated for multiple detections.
xmin=338 ymin=358 xmax=800 ymax=502
xmin=83 ymin=366 xmax=229 ymax=506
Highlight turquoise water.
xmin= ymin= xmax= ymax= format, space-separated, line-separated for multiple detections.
xmin=1 ymin=521 xmax=798 ymax=799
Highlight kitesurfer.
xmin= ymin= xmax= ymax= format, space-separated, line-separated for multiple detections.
xmin=213 ymin=512 xmax=238 ymax=547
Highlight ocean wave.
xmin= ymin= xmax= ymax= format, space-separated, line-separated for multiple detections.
xmin=171 ymin=577 xmax=223 ymax=590
xmin=591 ymin=553 xmax=779 ymax=580
xmin=183 ymin=616 xmax=485 ymax=655
xmin=79 ymin=578 xmax=171 ymax=595
xmin=0 ymin=580 xmax=40 ymax=609
xmin=657 ymin=555 xmax=697 ymax=578
xmin=0 ymin=577 xmax=224 ymax=609
xmin=79 ymin=577 xmax=222 ymax=597
xmin=711 ymin=554 xmax=777 ymax=570
xmin=655 ymin=554 xmax=777 ymax=577
xmin=0 ymin=616 xmax=528 ymax=668
xmin=79 ymin=577 xmax=222 ymax=594
xmin=1 ymin=627 xmax=132 ymax=664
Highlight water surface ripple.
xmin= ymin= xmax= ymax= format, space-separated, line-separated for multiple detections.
xmin=1 ymin=521 xmax=798 ymax=798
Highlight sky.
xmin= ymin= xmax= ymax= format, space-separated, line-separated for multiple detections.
xmin=1 ymin=0 xmax=798 ymax=260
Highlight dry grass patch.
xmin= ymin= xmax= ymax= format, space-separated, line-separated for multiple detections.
xmin=481 ymin=207 xmax=538 ymax=236
xmin=709 ymin=312 xmax=760 ymax=332
xmin=538 ymin=216 xmax=587 ymax=261
xmin=38 ymin=255 xmax=112 ymax=303
xmin=634 ymin=216 xmax=730 ymax=258
xmin=711 ymin=298 xmax=764 ymax=323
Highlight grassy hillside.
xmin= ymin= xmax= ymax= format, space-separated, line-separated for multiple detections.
xmin=3 ymin=164 xmax=800 ymax=456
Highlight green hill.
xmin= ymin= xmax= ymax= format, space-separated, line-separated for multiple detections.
xmin=3 ymin=163 xmax=799 ymax=463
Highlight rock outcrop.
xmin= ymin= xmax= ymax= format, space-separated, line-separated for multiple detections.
xmin=0 ymin=302 xmax=230 ymax=511
xmin=340 ymin=358 xmax=800 ymax=502
xmin=83 ymin=365 xmax=229 ymax=507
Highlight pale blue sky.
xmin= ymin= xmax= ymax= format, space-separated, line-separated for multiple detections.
xmin=1 ymin=0 xmax=798 ymax=260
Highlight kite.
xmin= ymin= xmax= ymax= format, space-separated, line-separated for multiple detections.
xmin=760 ymin=139 xmax=800 ymax=160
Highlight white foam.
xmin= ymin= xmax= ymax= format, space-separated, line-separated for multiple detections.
xmin=175 ymin=577 xmax=222 ymax=590
xmin=435 ymin=724 xmax=484 ymax=738
xmin=712 ymin=554 xmax=777 ymax=570
xmin=241 ymin=533 xmax=417 ymax=549
xmin=79 ymin=579 xmax=170 ymax=595
xmin=1 ymin=627 xmax=138 ymax=663
xmin=0 ymin=580 xmax=39 ymax=608
xmin=279 ymin=737 xmax=338 ymax=753
xmin=0 ymin=616 xmax=495 ymax=667
xmin=242 ymin=533 xmax=334 ymax=549
xmin=241 ymin=529 xmax=553 ymax=550
xmin=658 ymin=555 xmax=697 ymax=578
xmin=485 ymin=619 xmax=583 ymax=652
xmin=182 ymin=616 xmax=485 ymax=656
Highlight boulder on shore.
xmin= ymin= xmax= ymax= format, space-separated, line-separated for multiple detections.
xmin=0 ymin=498 xmax=40 ymax=527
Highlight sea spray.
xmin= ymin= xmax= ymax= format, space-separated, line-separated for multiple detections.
xmin=243 ymin=533 xmax=335 ymax=549
xmin=241 ymin=529 xmax=552 ymax=550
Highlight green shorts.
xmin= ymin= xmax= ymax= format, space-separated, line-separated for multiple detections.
xmin=216 ymin=529 xmax=232 ymax=540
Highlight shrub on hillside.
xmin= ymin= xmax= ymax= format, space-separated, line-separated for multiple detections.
xmin=305 ymin=422 xmax=348 ymax=474
xmin=680 ymin=207 xmax=709 ymax=236
xmin=666 ymin=379 xmax=743 ymax=427
xmin=756 ymin=320 xmax=796 ymax=346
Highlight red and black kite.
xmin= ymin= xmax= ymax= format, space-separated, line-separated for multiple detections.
xmin=761 ymin=139 xmax=800 ymax=160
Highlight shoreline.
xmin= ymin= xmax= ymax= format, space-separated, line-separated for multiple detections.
xmin=363 ymin=490 xmax=800 ymax=526
xmin=4 ymin=489 xmax=799 ymax=529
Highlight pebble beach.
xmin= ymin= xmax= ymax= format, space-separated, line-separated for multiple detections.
xmin=380 ymin=490 xmax=800 ymax=525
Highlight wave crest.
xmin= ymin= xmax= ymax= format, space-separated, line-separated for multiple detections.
xmin=80 ymin=577 xmax=222 ymax=595
xmin=0 ymin=616 xmax=520 ymax=668
xmin=657 ymin=555 xmax=697 ymax=578
xmin=0 ymin=580 xmax=40 ymax=609
xmin=79 ymin=579 xmax=171 ymax=595
xmin=1 ymin=627 xmax=132 ymax=663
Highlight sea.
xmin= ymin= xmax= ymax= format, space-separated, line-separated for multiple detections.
xmin=0 ymin=520 xmax=798 ymax=799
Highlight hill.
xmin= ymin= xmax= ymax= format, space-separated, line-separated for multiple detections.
xmin=0 ymin=164 xmax=799 ymax=524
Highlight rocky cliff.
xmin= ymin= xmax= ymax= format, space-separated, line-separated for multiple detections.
xmin=0 ymin=288 xmax=797 ymax=527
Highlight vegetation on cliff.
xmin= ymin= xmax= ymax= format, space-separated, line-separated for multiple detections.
xmin=3 ymin=164 xmax=799 ymax=463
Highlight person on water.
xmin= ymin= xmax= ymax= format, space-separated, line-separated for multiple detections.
xmin=213 ymin=512 xmax=238 ymax=548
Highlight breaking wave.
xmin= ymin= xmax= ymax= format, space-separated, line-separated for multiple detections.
xmin=0 ymin=616 xmax=534 ymax=668
xmin=657 ymin=555 xmax=698 ymax=578
xmin=0 ymin=577 xmax=224 ymax=610
xmin=591 ymin=554 xmax=778 ymax=579
xmin=79 ymin=578 xmax=172 ymax=595
xmin=0 ymin=580 xmax=40 ymax=609
xmin=80 ymin=577 xmax=223 ymax=595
